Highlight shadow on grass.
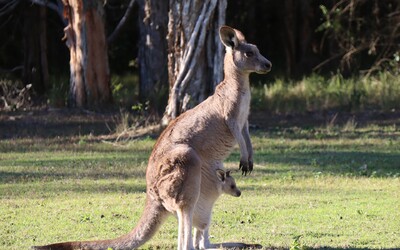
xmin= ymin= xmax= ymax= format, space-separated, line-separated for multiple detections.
xmin=0 ymin=155 xmax=149 ymax=185
xmin=0 ymin=137 xmax=154 ymax=153
xmin=0 ymin=153 xmax=149 ymax=167
xmin=302 ymin=248 xmax=399 ymax=250
xmin=247 ymin=150 xmax=400 ymax=174
xmin=257 ymin=127 xmax=400 ymax=141
xmin=0 ymin=169 xmax=147 ymax=198
xmin=1 ymin=149 xmax=399 ymax=189
xmin=0 ymin=168 xmax=146 ymax=183
xmin=205 ymin=246 xmax=400 ymax=250
xmin=230 ymin=150 xmax=400 ymax=178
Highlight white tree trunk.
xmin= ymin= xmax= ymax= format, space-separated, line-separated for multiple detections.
xmin=162 ymin=0 xmax=227 ymax=124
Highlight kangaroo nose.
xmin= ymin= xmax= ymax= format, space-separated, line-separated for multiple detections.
xmin=265 ymin=61 xmax=272 ymax=71
xmin=236 ymin=190 xmax=241 ymax=197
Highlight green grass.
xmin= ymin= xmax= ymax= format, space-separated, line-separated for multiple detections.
xmin=252 ymin=71 xmax=400 ymax=113
xmin=1 ymin=125 xmax=400 ymax=249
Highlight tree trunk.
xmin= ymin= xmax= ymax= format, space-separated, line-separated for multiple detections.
xmin=281 ymin=0 xmax=296 ymax=77
xmin=162 ymin=0 xmax=227 ymax=124
xmin=138 ymin=0 xmax=168 ymax=114
xmin=22 ymin=4 xmax=49 ymax=95
xmin=63 ymin=0 xmax=112 ymax=108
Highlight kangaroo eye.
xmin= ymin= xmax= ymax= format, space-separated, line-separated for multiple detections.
xmin=245 ymin=51 xmax=254 ymax=57
xmin=231 ymin=185 xmax=235 ymax=189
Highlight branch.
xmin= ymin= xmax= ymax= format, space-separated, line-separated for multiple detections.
xmin=312 ymin=52 xmax=344 ymax=71
xmin=30 ymin=0 xmax=66 ymax=26
xmin=0 ymin=65 xmax=23 ymax=74
xmin=107 ymin=0 xmax=136 ymax=45
xmin=0 ymin=0 xmax=20 ymax=17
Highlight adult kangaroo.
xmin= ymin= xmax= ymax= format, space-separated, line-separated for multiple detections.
xmin=33 ymin=26 xmax=271 ymax=250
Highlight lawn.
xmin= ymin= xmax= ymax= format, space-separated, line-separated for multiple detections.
xmin=1 ymin=121 xmax=399 ymax=249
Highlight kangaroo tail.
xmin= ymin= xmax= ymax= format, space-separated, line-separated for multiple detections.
xmin=32 ymin=196 xmax=169 ymax=250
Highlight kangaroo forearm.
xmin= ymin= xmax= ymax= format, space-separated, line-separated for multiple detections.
xmin=242 ymin=121 xmax=253 ymax=159
xmin=227 ymin=120 xmax=248 ymax=160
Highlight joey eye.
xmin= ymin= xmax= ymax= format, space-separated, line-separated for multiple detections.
xmin=245 ymin=51 xmax=254 ymax=57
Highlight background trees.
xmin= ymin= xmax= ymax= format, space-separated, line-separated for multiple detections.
xmin=316 ymin=0 xmax=400 ymax=76
xmin=0 ymin=0 xmax=399 ymax=114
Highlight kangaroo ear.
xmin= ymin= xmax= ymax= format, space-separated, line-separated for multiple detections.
xmin=216 ymin=169 xmax=226 ymax=182
xmin=219 ymin=26 xmax=239 ymax=49
xmin=226 ymin=170 xmax=231 ymax=177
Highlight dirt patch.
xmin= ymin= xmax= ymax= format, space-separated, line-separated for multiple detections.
xmin=0 ymin=108 xmax=117 ymax=139
xmin=1 ymin=108 xmax=399 ymax=140
xmin=250 ymin=110 xmax=400 ymax=129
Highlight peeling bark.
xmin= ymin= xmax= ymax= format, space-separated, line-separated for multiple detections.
xmin=63 ymin=0 xmax=112 ymax=108
xmin=162 ymin=0 xmax=226 ymax=124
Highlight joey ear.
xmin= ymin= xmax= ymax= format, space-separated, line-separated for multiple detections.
xmin=219 ymin=26 xmax=239 ymax=49
xmin=216 ymin=169 xmax=226 ymax=182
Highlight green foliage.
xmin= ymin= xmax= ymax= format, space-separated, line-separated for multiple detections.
xmin=111 ymin=74 xmax=139 ymax=108
xmin=253 ymin=71 xmax=400 ymax=113
xmin=316 ymin=5 xmax=341 ymax=33
xmin=131 ymin=101 xmax=150 ymax=117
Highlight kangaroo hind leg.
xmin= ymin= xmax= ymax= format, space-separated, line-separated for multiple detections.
xmin=177 ymin=207 xmax=196 ymax=250
xmin=175 ymin=147 xmax=201 ymax=250
xmin=156 ymin=145 xmax=201 ymax=250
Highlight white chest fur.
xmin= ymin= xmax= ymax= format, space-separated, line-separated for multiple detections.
xmin=237 ymin=90 xmax=250 ymax=130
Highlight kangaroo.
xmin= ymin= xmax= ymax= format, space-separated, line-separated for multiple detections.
xmin=32 ymin=26 xmax=271 ymax=250
xmin=193 ymin=169 xmax=241 ymax=250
